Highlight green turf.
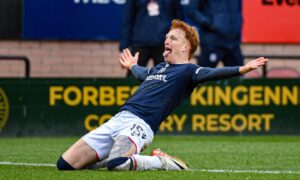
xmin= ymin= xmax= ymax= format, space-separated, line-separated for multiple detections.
xmin=0 ymin=136 xmax=300 ymax=179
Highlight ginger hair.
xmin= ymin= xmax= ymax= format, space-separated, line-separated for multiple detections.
xmin=170 ymin=20 xmax=199 ymax=60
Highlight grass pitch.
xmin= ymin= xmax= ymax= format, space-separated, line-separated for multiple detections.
xmin=0 ymin=136 xmax=300 ymax=179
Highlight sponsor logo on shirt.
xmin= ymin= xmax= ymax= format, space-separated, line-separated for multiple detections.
xmin=145 ymin=74 xmax=167 ymax=82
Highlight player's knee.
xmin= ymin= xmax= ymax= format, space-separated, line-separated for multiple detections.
xmin=56 ymin=156 xmax=75 ymax=170
xmin=106 ymin=157 xmax=130 ymax=171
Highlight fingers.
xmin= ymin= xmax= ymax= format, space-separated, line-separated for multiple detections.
xmin=119 ymin=48 xmax=130 ymax=63
xmin=125 ymin=48 xmax=132 ymax=58
xmin=119 ymin=57 xmax=124 ymax=65
xmin=119 ymin=48 xmax=140 ymax=69
xmin=122 ymin=49 xmax=127 ymax=59
xmin=119 ymin=49 xmax=128 ymax=67
xmin=259 ymin=57 xmax=268 ymax=66
xmin=120 ymin=52 xmax=126 ymax=61
xmin=134 ymin=52 xmax=139 ymax=59
xmin=257 ymin=57 xmax=269 ymax=63
xmin=121 ymin=48 xmax=132 ymax=59
xmin=241 ymin=57 xmax=269 ymax=74
xmin=253 ymin=57 xmax=268 ymax=68
xmin=120 ymin=48 xmax=133 ymax=60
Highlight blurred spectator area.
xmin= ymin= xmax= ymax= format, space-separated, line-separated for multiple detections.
xmin=242 ymin=45 xmax=300 ymax=78
xmin=207 ymin=44 xmax=300 ymax=79
xmin=0 ymin=0 xmax=22 ymax=39
xmin=0 ymin=0 xmax=299 ymax=79
xmin=0 ymin=41 xmax=300 ymax=78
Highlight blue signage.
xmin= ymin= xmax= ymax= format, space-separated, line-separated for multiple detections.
xmin=22 ymin=0 xmax=189 ymax=40
xmin=22 ymin=0 xmax=125 ymax=40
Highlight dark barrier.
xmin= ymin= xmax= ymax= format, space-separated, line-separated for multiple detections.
xmin=0 ymin=56 xmax=31 ymax=78
xmin=0 ymin=78 xmax=299 ymax=136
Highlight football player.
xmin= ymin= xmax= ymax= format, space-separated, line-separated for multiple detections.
xmin=57 ymin=20 xmax=268 ymax=171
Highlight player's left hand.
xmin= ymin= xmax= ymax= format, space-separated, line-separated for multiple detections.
xmin=239 ymin=57 xmax=269 ymax=74
xmin=119 ymin=48 xmax=139 ymax=70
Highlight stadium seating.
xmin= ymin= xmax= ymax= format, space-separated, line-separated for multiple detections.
xmin=266 ymin=68 xmax=300 ymax=78
xmin=244 ymin=69 xmax=261 ymax=78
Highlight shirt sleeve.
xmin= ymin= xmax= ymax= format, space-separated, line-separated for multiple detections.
xmin=131 ymin=65 xmax=150 ymax=82
xmin=192 ymin=66 xmax=241 ymax=84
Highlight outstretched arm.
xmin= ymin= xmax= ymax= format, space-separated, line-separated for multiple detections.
xmin=119 ymin=48 xmax=149 ymax=81
xmin=193 ymin=57 xmax=268 ymax=83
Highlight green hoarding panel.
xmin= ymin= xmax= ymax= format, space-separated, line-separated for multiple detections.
xmin=0 ymin=78 xmax=299 ymax=136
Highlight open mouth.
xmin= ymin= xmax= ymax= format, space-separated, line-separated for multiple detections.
xmin=163 ymin=47 xmax=172 ymax=57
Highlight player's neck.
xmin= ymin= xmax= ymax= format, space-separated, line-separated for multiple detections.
xmin=174 ymin=60 xmax=189 ymax=64
xmin=173 ymin=55 xmax=189 ymax=64
xmin=166 ymin=59 xmax=189 ymax=64
xmin=167 ymin=54 xmax=189 ymax=64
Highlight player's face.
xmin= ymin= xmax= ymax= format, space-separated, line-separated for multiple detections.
xmin=163 ymin=28 xmax=189 ymax=63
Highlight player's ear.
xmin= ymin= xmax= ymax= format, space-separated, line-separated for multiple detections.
xmin=182 ymin=43 xmax=190 ymax=52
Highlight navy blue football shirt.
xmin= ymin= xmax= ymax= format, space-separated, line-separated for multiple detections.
xmin=120 ymin=62 xmax=240 ymax=133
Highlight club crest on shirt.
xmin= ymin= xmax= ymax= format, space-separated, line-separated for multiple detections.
xmin=157 ymin=63 xmax=169 ymax=74
xmin=157 ymin=67 xmax=166 ymax=74
xmin=0 ymin=87 xmax=9 ymax=131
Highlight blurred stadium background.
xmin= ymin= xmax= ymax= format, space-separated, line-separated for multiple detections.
xmin=0 ymin=0 xmax=300 ymax=78
xmin=0 ymin=0 xmax=300 ymax=178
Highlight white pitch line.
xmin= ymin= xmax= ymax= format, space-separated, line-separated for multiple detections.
xmin=1 ymin=162 xmax=300 ymax=174
xmin=0 ymin=161 xmax=55 ymax=167
xmin=190 ymin=169 xmax=300 ymax=174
